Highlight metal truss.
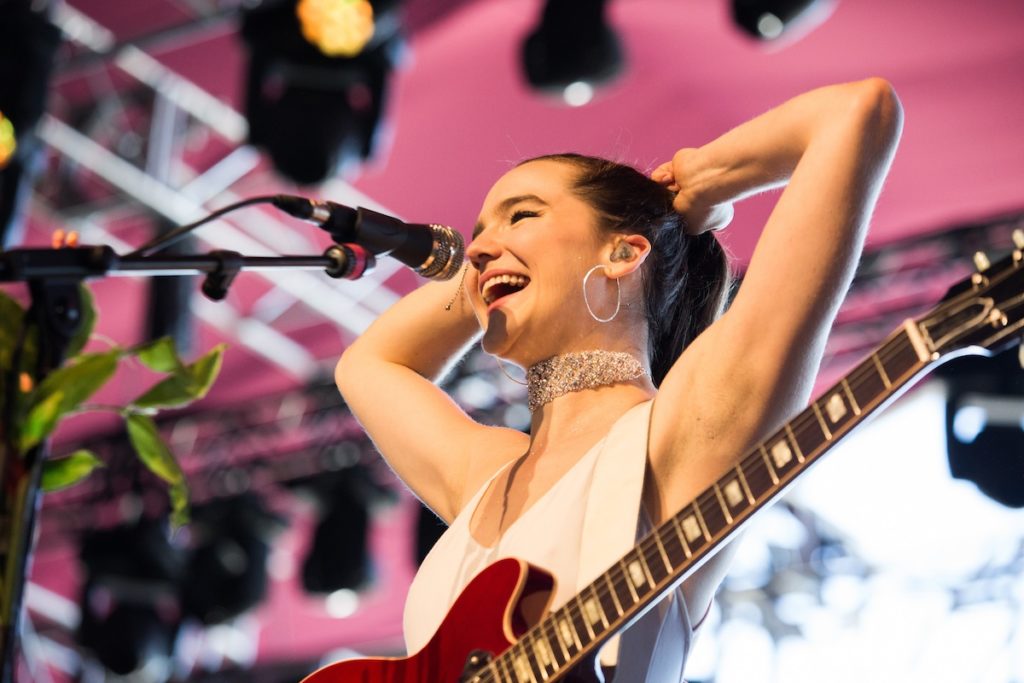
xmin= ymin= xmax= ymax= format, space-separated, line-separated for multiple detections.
xmin=34 ymin=2 xmax=404 ymax=382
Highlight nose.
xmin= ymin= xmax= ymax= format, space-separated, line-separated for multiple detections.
xmin=465 ymin=229 xmax=501 ymax=270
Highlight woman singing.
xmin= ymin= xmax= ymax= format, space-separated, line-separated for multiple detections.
xmin=334 ymin=78 xmax=903 ymax=681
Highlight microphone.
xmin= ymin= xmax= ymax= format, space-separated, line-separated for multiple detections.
xmin=272 ymin=195 xmax=465 ymax=280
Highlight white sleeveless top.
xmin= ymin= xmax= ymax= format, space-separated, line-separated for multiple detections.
xmin=404 ymin=400 xmax=696 ymax=682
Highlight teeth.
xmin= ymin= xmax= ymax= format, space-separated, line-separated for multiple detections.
xmin=481 ymin=274 xmax=529 ymax=304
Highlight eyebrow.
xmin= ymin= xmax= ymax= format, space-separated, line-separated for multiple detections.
xmin=472 ymin=194 xmax=547 ymax=239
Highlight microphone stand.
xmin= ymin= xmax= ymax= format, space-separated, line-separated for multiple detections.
xmin=0 ymin=242 xmax=368 ymax=680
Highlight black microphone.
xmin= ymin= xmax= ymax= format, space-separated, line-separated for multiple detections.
xmin=272 ymin=195 xmax=465 ymax=281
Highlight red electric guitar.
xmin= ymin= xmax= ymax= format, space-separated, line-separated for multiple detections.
xmin=304 ymin=235 xmax=1024 ymax=683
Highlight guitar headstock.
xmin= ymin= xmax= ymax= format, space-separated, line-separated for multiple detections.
xmin=917 ymin=230 xmax=1024 ymax=360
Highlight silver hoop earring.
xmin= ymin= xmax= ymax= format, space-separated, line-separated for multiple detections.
xmin=582 ymin=264 xmax=621 ymax=323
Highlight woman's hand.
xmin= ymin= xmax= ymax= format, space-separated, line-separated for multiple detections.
xmin=652 ymin=148 xmax=734 ymax=235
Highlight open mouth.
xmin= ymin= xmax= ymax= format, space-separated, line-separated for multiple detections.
xmin=481 ymin=274 xmax=530 ymax=306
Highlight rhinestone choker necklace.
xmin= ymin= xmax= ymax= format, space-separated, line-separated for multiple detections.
xmin=526 ymin=350 xmax=647 ymax=412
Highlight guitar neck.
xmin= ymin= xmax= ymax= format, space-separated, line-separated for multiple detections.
xmin=489 ymin=323 xmax=933 ymax=683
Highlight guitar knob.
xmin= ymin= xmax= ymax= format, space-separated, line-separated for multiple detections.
xmin=1013 ymin=229 xmax=1024 ymax=250
xmin=1019 ymin=343 xmax=1024 ymax=370
xmin=973 ymin=251 xmax=991 ymax=272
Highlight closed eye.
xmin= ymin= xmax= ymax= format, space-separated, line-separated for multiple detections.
xmin=511 ymin=209 xmax=538 ymax=223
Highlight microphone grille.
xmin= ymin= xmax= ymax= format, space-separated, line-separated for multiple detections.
xmin=416 ymin=225 xmax=465 ymax=280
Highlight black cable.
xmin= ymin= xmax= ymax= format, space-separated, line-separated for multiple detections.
xmin=126 ymin=195 xmax=280 ymax=257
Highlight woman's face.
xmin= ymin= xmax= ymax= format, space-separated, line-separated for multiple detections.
xmin=466 ymin=159 xmax=616 ymax=365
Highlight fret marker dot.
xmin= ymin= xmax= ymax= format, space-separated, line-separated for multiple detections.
xmin=826 ymin=393 xmax=847 ymax=423
xmin=627 ymin=561 xmax=646 ymax=588
xmin=724 ymin=480 xmax=744 ymax=507
xmin=771 ymin=440 xmax=793 ymax=468
xmin=682 ymin=516 xmax=702 ymax=543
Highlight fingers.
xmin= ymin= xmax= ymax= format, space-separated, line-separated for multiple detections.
xmin=651 ymin=163 xmax=681 ymax=192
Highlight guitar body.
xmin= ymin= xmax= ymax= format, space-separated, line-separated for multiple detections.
xmin=302 ymin=557 xmax=601 ymax=683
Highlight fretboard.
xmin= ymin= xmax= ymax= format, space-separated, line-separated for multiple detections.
xmin=483 ymin=324 xmax=930 ymax=683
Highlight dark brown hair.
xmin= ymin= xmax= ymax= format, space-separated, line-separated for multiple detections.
xmin=522 ymin=153 xmax=732 ymax=386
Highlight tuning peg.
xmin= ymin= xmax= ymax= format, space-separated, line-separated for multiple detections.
xmin=1013 ymin=229 xmax=1024 ymax=250
xmin=973 ymin=251 xmax=991 ymax=272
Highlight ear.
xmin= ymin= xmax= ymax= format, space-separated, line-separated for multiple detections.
xmin=605 ymin=233 xmax=651 ymax=279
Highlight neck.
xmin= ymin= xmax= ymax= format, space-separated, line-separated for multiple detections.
xmin=525 ymin=349 xmax=655 ymax=444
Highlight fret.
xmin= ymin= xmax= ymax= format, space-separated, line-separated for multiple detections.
xmin=574 ymin=596 xmax=596 ymax=641
xmin=659 ymin=518 xmax=688 ymax=569
xmin=641 ymin=537 xmax=669 ymax=584
xmin=720 ymin=472 xmax=751 ymax=512
xmin=791 ymin=414 xmax=824 ymax=462
xmin=669 ymin=516 xmax=693 ymax=558
xmin=759 ymin=445 xmax=780 ymax=484
xmin=885 ymin=331 xmax=924 ymax=379
xmin=528 ymin=633 xmax=557 ymax=679
xmin=692 ymin=502 xmax=712 ymax=541
xmin=537 ymin=620 xmax=566 ymax=669
xmin=840 ymin=378 xmax=862 ymax=415
xmin=610 ymin=562 xmax=636 ymax=608
xmin=580 ymin=585 xmax=609 ymax=631
xmin=741 ymin=454 xmax=774 ymax=499
xmin=871 ymin=352 xmax=892 ymax=387
xmin=486 ymin=659 xmax=504 ymax=683
xmin=783 ymin=424 xmax=806 ymax=462
xmin=618 ymin=560 xmax=641 ymax=602
xmin=549 ymin=610 xmax=571 ymax=662
xmin=652 ymin=529 xmax=674 ymax=576
xmin=553 ymin=608 xmax=582 ymax=653
xmin=852 ymin=357 xmax=889 ymax=412
xmin=821 ymin=388 xmax=854 ymax=433
xmin=734 ymin=465 xmax=756 ymax=505
xmin=713 ymin=483 xmax=733 ymax=524
xmin=623 ymin=551 xmax=653 ymax=593
xmin=698 ymin=493 xmax=729 ymax=540
xmin=811 ymin=400 xmax=832 ymax=440
xmin=602 ymin=573 xmax=624 ymax=617
xmin=767 ymin=434 xmax=798 ymax=476
xmin=509 ymin=643 xmax=538 ymax=683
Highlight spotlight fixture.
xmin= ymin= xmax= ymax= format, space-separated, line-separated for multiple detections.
xmin=240 ymin=0 xmax=404 ymax=185
xmin=297 ymin=0 xmax=376 ymax=57
xmin=521 ymin=0 xmax=623 ymax=106
xmin=77 ymin=519 xmax=185 ymax=677
xmin=180 ymin=493 xmax=285 ymax=625
xmin=731 ymin=0 xmax=836 ymax=42
xmin=942 ymin=346 xmax=1024 ymax=508
xmin=0 ymin=112 xmax=15 ymax=169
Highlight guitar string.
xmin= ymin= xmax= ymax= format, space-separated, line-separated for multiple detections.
xmin=480 ymin=332 xmax=922 ymax=681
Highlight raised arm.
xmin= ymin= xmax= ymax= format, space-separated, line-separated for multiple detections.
xmin=645 ymin=78 xmax=903 ymax=612
xmin=336 ymin=276 xmax=527 ymax=523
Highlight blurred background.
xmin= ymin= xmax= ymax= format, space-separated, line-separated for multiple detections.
xmin=2 ymin=0 xmax=1023 ymax=680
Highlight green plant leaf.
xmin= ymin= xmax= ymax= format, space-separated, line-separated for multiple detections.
xmin=41 ymin=449 xmax=105 ymax=492
xmin=20 ymin=390 xmax=64 ymax=453
xmin=124 ymin=412 xmax=184 ymax=485
xmin=168 ymin=480 xmax=190 ymax=529
xmin=187 ymin=343 xmax=226 ymax=397
xmin=20 ymin=350 xmax=120 ymax=452
xmin=132 ymin=336 xmax=184 ymax=374
xmin=64 ymin=285 xmax=98 ymax=359
xmin=131 ymin=343 xmax=226 ymax=410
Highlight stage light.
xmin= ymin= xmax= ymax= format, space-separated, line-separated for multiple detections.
xmin=240 ymin=0 xmax=403 ymax=185
xmin=521 ymin=0 xmax=623 ymax=104
xmin=0 ymin=112 xmax=15 ymax=168
xmin=297 ymin=0 xmax=375 ymax=57
xmin=180 ymin=493 xmax=284 ymax=625
xmin=942 ymin=346 xmax=1024 ymax=508
xmin=300 ymin=464 xmax=395 ymax=594
xmin=77 ymin=519 xmax=184 ymax=677
xmin=731 ymin=0 xmax=836 ymax=42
